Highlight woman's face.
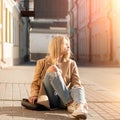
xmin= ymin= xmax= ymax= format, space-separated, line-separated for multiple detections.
xmin=61 ymin=38 xmax=70 ymax=55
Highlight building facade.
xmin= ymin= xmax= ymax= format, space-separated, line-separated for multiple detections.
xmin=29 ymin=0 xmax=70 ymax=61
xmin=70 ymin=0 xmax=120 ymax=64
xmin=2 ymin=0 xmax=120 ymax=66
xmin=0 ymin=0 xmax=27 ymax=68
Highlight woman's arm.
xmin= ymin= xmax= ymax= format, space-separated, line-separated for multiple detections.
xmin=30 ymin=59 xmax=45 ymax=98
xmin=71 ymin=60 xmax=81 ymax=87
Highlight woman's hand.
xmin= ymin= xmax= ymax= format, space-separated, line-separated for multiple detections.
xmin=28 ymin=96 xmax=38 ymax=104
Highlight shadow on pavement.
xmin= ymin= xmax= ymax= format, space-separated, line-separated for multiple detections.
xmin=0 ymin=106 xmax=75 ymax=120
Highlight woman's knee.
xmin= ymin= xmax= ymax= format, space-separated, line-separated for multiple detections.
xmin=46 ymin=65 xmax=58 ymax=73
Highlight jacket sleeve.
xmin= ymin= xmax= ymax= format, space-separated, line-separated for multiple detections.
xmin=71 ymin=60 xmax=81 ymax=87
xmin=30 ymin=59 xmax=45 ymax=97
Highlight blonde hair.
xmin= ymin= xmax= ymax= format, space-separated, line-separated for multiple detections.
xmin=48 ymin=35 xmax=71 ymax=64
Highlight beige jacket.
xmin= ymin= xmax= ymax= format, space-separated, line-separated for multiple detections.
xmin=30 ymin=56 xmax=81 ymax=109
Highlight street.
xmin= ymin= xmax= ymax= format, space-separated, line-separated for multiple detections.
xmin=0 ymin=63 xmax=120 ymax=98
xmin=0 ymin=63 xmax=120 ymax=120
xmin=79 ymin=66 xmax=120 ymax=98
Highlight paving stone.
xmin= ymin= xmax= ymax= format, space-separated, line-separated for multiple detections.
xmin=1 ymin=67 xmax=120 ymax=120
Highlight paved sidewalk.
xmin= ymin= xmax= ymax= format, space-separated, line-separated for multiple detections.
xmin=0 ymin=65 xmax=120 ymax=120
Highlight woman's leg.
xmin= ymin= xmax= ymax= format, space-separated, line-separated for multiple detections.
xmin=70 ymin=86 xmax=88 ymax=119
xmin=43 ymin=71 xmax=72 ymax=108
xmin=67 ymin=86 xmax=86 ymax=112
xmin=70 ymin=86 xmax=86 ymax=104
xmin=43 ymin=72 xmax=59 ymax=108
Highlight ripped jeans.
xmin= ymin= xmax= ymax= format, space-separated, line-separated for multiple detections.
xmin=43 ymin=71 xmax=86 ymax=109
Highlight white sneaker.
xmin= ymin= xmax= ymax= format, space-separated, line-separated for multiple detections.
xmin=72 ymin=104 xmax=88 ymax=119
xmin=67 ymin=102 xmax=75 ymax=113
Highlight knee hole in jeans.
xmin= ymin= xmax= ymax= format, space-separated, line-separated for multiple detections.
xmin=46 ymin=65 xmax=58 ymax=73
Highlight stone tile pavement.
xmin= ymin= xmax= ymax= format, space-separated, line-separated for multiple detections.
xmin=0 ymin=66 xmax=120 ymax=120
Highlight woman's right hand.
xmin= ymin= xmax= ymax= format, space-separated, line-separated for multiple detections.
xmin=28 ymin=96 xmax=38 ymax=104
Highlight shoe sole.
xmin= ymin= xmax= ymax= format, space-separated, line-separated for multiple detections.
xmin=72 ymin=114 xmax=87 ymax=119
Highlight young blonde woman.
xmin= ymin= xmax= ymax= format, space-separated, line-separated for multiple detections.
xmin=28 ymin=35 xmax=88 ymax=119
